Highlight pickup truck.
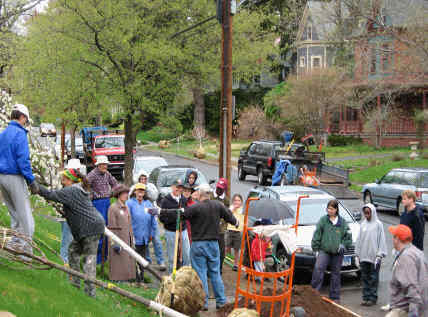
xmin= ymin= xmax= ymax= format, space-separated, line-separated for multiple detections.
xmin=238 ymin=139 xmax=358 ymax=199
xmin=80 ymin=127 xmax=125 ymax=179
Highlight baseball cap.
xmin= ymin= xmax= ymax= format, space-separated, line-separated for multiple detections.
xmin=216 ymin=178 xmax=227 ymax=190
xmin=134 ymin=183 xmax=146 ymax=191
xmin=172 ymin=179 xmax=183 ymax=187
xmin=388 ymin=224 xmax=413 ymax=242
xmin=12 ymin=104 xmax=30 ymax=120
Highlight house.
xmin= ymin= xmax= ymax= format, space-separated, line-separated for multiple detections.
xmin=295 ymin=1 xmax=350 ymax=76
xmin=337 ymin=0 xmax=428 ymax=147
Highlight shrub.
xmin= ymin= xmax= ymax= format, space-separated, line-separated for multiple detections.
xmin=369 ymin=159 xmax=379 ymax=167
xmin=237 ymin=105 xmax=283 ymax=140
xmin=327 ymin=134 xmax=363 ymax=147
xmin=391 ymin=154 xmax=405 ymax=161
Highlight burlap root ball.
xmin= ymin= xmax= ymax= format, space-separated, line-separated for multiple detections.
xmin=228 ymin=308 xmax=260 ymax=317
xmin=155 ymin=266 xmax=205 ymax=315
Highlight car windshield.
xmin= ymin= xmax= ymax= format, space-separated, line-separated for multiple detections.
xmin=279 ymin=199 xmax=353 ymax=225
xmin=95 ymin=136 xmax=124 ymax=148
xmin=158 ymin=169 xmax=207 ymax=187
xmin=135 ymin=159 xmax=167 ymax=175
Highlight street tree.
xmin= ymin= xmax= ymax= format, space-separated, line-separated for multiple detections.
xmin=23 ymin=0 xmax=185 ymax=185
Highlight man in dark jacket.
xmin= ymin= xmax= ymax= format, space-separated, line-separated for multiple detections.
xmin=159 ymin=179 xmax=190 ymax=274
xmin=183 ymin=186 xmax=238 ymax=311
xmin=0 ymin=104 xmax=38 ymax=255
xmin=400 ymin=190 xmax=425 ymax=251
xmin=213 ymin=178 xmax=230 ymax=274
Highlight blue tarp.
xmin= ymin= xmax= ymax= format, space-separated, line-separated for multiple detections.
xmin=80 ymin=127 xmax=107 ymax=144
xmin=272 ymin=159 xmax=298 ymax=186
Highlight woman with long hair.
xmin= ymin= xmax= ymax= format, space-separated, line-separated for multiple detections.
xmin=35 ymin=168 xmax=105 ymax=297
xmin=226 ymin=194 xmax=244 ymax=271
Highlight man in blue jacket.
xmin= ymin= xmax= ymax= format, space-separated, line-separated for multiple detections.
xmin=0 ymin=104 xmax=38 ymax=255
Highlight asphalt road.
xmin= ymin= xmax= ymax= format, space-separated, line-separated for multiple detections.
xmin=138 ymin=147 xmax=428 ymax=317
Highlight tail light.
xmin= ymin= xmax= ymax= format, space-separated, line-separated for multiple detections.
xmin=267 ymin=156 xmax=272 ymax=167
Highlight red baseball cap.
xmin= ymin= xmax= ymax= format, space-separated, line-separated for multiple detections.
xmin=216 ymin=178 xmax=227 ymax=190
xmin=388 ymin=224 xmax=413 ymax=242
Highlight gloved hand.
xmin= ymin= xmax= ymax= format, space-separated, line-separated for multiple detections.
xmin=374 ymin=256 xmax=382 ymax=271
xmin=147 ymin=208 xmax=159 ymax=216
xmin=29 ymin=180 xmax=39 ymax=195
xmin=337 ymin=244 xmax=346 ymax=255
xmin=113 ymin=245 xmax=121 ymax=254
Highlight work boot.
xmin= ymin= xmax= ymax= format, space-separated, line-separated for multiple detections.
xmin=361 ymin=301 xmax=369 ymax=306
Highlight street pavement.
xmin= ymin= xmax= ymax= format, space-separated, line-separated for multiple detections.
xmin=139 ymin=147 xmax=428 ymax=317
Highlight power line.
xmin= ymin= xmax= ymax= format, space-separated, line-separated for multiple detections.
xmin=170 ymin=15 xmax=217 ymax=39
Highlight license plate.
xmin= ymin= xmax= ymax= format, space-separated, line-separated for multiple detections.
xmin=342 ymin=255 xmax=352 ymax=267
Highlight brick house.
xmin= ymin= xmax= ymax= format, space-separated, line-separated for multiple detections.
xmin=335 ymin=0 xmax=428 ymax=147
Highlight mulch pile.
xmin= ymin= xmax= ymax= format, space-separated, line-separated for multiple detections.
xmin=217 ymin=285 xmax=356 ymax=317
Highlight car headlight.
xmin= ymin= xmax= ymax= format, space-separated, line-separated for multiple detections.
xmin=295 ymin=246 xmax=314 ymax=255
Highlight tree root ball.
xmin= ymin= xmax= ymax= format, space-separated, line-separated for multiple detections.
xmin=155 ymin=266 xmax=205 ymax=315
xmin=228 ymin=308 xmax=260 ymax=317
xmin=159 ymin=140 xmax=170 ymax=148
xmin=194 ymin=146 xmax=206 ymax=159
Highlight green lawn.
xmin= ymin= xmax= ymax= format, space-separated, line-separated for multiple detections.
xmin=0 ymin=204 xmax=158 ymax=317
xmin=308 ymin=144 xmax=412 ymax=159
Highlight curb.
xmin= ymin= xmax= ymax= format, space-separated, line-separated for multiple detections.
xmin=139 ymin=146 xmax=238 ymax=171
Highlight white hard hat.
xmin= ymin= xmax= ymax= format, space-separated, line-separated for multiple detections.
xmin=66 ymin=159 xmax=82 ymax=169
xmin=95 ymin=155 xmax=109 ymax=166
xmin=12 ymin=104 xmax=30 ymax=120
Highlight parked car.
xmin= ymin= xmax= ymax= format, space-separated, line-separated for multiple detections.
xmin=247 ymin=185 xmax=361 ymax=276
xmin=132 ymin=156 xmax=168 ymax=184
xmin=362 ymin=168 xmax=428 ymax=216
xmin=148 ymin=165 xmax=209 ymax=204
xmin=40 ymin=123 xmax=57 ymax=137
xmin=65 ymin=137 xmax=85 ymax=161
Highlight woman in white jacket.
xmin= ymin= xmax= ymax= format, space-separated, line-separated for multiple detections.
xmin=355 ymin=203 xmax=387 ymax=307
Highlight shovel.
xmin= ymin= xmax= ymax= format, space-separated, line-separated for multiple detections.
xmin=170 ymin=208 xmax=182 ymax=307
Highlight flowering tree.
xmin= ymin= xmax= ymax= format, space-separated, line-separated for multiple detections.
xmin=0 ymin=90 xmax=60 ymax=189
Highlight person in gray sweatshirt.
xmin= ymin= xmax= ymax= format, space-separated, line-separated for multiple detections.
xmin=355 ymin=203 xmax=387 ymax=306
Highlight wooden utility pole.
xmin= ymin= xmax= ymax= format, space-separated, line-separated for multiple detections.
xmin=219 ymin=0 xmax=233 ymax=197
xmin=60 ymin=120 xmax=65 ymax=169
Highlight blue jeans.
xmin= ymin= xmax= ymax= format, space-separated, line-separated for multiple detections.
xmin=191 ymin=240 xmax=226 ymax=308
xmin=61 ymin=221 xmax=73 ymax=264
xmin=92 ymin=198 xmax=110 ymax=264
xmin=164 ymin=229 xmax=190 ymax=274
xmin=361 ymin=261 xmax=380 ymax=303
xmin=311 ymin=250 xmax=343 ymax=300
xmin=145 ymin=225 xmax=165 ymax=265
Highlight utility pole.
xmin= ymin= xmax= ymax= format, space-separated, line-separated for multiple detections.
xmin=61 ymin=120 xmax=65 ymax=169
xmin=219 ymin=0 xmax=233 ymax=198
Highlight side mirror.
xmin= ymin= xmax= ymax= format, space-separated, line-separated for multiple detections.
xmin=353 ymin=210 xmax=362 ymax=221
xmin=375 ymin=179 xmax=380 ymax=184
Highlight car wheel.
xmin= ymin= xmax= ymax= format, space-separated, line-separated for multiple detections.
xmin=257 ymin=167 xmax=266 ymax=185
xmin=364 ymin=191 xmax=372 ymax=204
xmin=238 ymin=164 xmax=246 ymax=181
xmin=290 ymin=307 xmax=306 ymax=317
xmin=397 ymin=198 xmax=405 ymax=216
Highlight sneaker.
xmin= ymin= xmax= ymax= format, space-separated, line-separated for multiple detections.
xmin=366 ymin=301 xmax=376 ymax=307
xmin=202 ymin=307 xmax=208 ymax=311
xmin=159 ymin=264 xmax=166 ymax=272
xmin=361 ymin=301 xmax=369 ymax=306
xmin=380 ymin=304 xmax=391 ymax=311
xmin=216 ymin=303 xmax=226 ymax=310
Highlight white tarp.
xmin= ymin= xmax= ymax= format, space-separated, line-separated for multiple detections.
xmin=251 ymin=225 xmax=298 ymax=254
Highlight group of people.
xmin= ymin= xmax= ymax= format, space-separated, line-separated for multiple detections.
xmin=0 ymin=104 xmax=427 ymax=315
xmin=311 ymin=190 xmax=426 ymax=316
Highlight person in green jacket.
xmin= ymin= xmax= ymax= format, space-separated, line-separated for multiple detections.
xmin=311 ymin=199 xmax=352 ymax=301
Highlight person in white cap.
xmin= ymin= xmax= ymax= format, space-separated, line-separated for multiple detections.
xmin=87 ymin=155 xmax=118 ymax=264
xmin=0 ymin=103 xmax=38 ymax=256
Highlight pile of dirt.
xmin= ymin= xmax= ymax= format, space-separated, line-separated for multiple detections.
xmin=217 ymin=285 xmax=356 ymax=317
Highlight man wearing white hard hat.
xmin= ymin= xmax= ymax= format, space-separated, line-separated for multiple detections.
xmin=0 ymin=103 xmax=38 ymax=256
xmin=87 ymin=155 xmax=118 ymax=264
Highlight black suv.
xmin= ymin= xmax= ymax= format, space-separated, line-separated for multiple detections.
xmin=238 ymin=140 xmax=284 ymax=185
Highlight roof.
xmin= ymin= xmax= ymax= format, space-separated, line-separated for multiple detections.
xmin=297 ymin=1 xmax=349 ymax=42
xmin=392 ymin=167 xmax=428 ymax=172
xmin=381 ymin=0 xmax=428 ymax=26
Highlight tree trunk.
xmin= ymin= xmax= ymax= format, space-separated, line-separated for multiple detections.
xmin=192 ymin=86 xmax=205 ymax=132
xmin=70 ymin=125 xmax=77 ymax=158
xmin=124 ymin=113 xmax=135 ymax=186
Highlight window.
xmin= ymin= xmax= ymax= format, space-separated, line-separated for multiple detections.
xmin=312 ymin=56 xmax=321 ymax=68
xmin=400 ymin=172 xmax=419 ymax=186
xmin=381 ymin=43 xmax=392 ymax=72
xmin=248 ymin=143 xmax=257 ymax=155
xmin=300 ymin=56 xmax=306 ymax=67
xmin=306 ymin=25 xmax=312 ymax=40
xmin=346 ymin=107 xmax=358 ymax=121
xmin=381 ymin=171 xmax=396 ymax=184
xmin=369 ymin=47 xmax=377 ymax=74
